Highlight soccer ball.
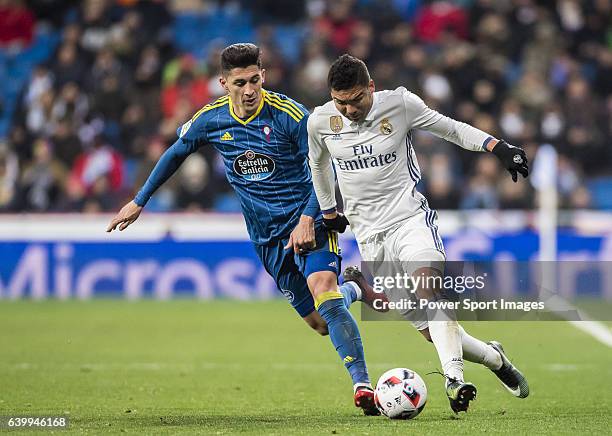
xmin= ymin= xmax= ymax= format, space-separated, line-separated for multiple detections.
xmin=374 ymin=368 xmax=428 ymax=419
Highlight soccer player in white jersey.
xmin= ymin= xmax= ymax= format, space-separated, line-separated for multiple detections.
xmin=308 ymin=54 xmax=530 ymax=413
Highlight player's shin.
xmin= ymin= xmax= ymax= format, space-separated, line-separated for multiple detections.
xmin=459 ymin=325 xmax=502 ymax=370
xmin=316 ymin=293 xmax=370 ymax=385
xmin=428 ymin=319 xmax=464 ymax=384
xmin=417 ymin=271 xmax=465 ymax=384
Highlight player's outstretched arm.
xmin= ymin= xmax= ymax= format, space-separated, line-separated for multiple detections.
xmin=106 ymin=138 xmax=196 ymax=233
xmin=403 ymin=90 xmax=529 ymax=182
xmin=106 ymin=200 xmax=143 ymax=232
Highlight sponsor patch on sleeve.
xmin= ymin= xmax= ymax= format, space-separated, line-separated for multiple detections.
xmin=179 ymin=119 xmax=193 ymax=138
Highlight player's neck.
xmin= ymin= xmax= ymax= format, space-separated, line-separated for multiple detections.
xmin=232 ymin=103 xmax=257 ymax=119
xmin=231 ymin=92 xmax=262 ymax=119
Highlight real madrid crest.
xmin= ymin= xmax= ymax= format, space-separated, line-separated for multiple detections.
xmin=380 ymin=118 xmax=393 ymax=135
xmin=329 ymin=115 xmax=343 ymax=133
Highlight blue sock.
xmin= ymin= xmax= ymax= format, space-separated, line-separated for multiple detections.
xmin=317 ymin=296 xmax=369 ymax=385
xmin=338 ymin=282 xmax=358 ymax=308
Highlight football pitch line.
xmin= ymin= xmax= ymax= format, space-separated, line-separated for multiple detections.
xmin=568 ymin=320 xmax=612 ymax=347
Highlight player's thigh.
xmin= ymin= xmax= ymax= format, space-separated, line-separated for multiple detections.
xmin=256 ymin=240 xmax=316 ymax=319
xmin=358 ymin=233 xmax=394 ymax=291
xmin=275 ymin=269 xmax=327 ymax=335
xmin=296 ymin=222 xmax=341 ymax=291
xmin=381 ymin=221 xmax=444 ymax=330
xmin=390 ymin=213 xmax=446 ymax=273
xmin=275 ymin=263 xmax=317 ymax=319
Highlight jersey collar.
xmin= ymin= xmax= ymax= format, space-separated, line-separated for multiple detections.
xmin=229 ymin=90 xmax=266 ymax=125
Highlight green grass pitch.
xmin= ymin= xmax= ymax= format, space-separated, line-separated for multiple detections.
xmin=1 ymin=300 xmax=610 ymax=434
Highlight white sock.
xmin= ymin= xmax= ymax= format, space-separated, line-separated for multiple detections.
xmin=428 ymin=320 xmax=464 ymax=383
xmin=345 ymin=281 xmax=362 ymax=301
xmin=459 ymin=325 xmax=502 ymax=370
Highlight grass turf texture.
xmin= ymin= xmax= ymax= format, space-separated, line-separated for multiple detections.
xmin=1 ymin=301 xmax=610 ymax=435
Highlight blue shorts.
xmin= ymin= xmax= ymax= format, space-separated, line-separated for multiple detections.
xmin=255 ymin=219 xmax=341 ymax=318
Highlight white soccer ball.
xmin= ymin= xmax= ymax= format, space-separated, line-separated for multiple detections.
xmin=374 ymin=368 xmax=428 ymax=419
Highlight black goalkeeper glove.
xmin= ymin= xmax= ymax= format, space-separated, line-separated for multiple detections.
xmin=490 ymin=139 xmax=529 ymax=182
xmin=323 ymin=213 xmax=350 ymax=233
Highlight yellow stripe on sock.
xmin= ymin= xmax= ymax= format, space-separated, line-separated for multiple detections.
xmin=314 ymin=290 xmax=344 ymax=310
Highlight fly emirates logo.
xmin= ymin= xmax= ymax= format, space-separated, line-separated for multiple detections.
xmin=334 ymin=144 xmax=397 ymax=171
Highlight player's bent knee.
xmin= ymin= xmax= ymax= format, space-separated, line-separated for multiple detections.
xmin=306 ymin=271 xmax=338 ymax=298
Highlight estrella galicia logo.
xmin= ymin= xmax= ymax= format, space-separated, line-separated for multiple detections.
xmin=281 ymin=289 xmax=294 ymax=303
xmin=233 ymin=150 xmax=275 ymax=181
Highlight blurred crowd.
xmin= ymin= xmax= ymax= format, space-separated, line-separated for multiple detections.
xmin=0 ymin=0 xmax=610 ymax=213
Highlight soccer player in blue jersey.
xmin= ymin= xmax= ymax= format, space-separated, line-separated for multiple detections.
xmin=106 ymin=43 xmax=383 ymax=414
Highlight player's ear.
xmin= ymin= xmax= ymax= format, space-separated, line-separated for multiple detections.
xmin=219 ymin=76 xmax=228 ymax=92
xmin=260 ymin=68 xmax=266 ymax=84
xmin=368 ymin=79 xmax=375 ymax=93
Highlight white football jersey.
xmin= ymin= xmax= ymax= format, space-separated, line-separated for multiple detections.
xmin=308 ymin=87 xmax=493 ymax=243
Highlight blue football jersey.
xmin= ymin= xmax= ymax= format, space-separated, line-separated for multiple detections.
xmin=173 ymin=90 xmax=320 ymax=245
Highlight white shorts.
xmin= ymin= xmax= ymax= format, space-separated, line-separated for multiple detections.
xmin=358 ymin=210 xmax=446 ymax=330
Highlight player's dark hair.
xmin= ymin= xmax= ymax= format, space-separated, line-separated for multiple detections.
xmin=221 ymin=43 xmax=262 ymax=74
xmin=327 ymin=54 xmax=370 ymax=91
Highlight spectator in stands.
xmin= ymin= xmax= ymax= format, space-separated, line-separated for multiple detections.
xmin=24 ymin=65 xmax=53 ymax=105
xmin=25 ymin=87 xmax=55 ymax=136
xmin=49 ymin=119 xmax=81 ymax=166
xmin=461 ymin=155 xmax=501 ymax=209
xmin=51 ymin=43 xmax=87 ymax=89
xmin=133 ymin=135 xmax=176 ymax=211
xmin=51 ymin=82 xmax=89 ymax=129
xmin=314 ymin=0 xmax=361 ymax=53
xmin=79 ymin=0 xmax=113 ymax=54
xmin=15 ymin=138 xmax=67 ymax=211
xmin=88 ymin=48 xmax=124 ymax=92
xmin=0 ymin=141 xmax=18 ymax=210
xmin=120 ymin=103 xmax=153 ymax=157
xmin=91 ymin=74 xmax=126 ymax=123
xmin=160 ymin=54 xmax=209 ymax=119
xmin=413 ymin=0 xmax=469 ymax=43
xmin=70 ymin=133 xmax=123 ymax=196
xmin=132 ymin=44 xmax=163 ymax=122
xmin=423 ymin=153 xmax=460 ymax=210
xmin=293 ymin=38 xmax=331 ymax=109
xmin=0 ymin=0 xmax=35 ymax=50
xmin=175 ymin=153 xmax=214 ymax=211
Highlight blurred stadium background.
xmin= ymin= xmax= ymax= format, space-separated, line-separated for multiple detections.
xmin=0 ymin=1 xmax=611 ymax=433
xmin=0 ymin=0 xmax=611 ymax=215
